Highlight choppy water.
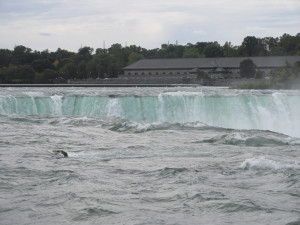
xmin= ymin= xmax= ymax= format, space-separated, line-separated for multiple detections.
xmin=0 ymin=87 xmax=299 ymax=225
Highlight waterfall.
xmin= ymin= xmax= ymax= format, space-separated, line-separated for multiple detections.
xmin=0 ymin=90 xmax=299 ymax=137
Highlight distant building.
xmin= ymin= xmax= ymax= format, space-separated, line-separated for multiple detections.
xmin=123 ymin=56 xmax=300 ymax=79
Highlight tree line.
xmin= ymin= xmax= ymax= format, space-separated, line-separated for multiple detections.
xmin=0 ymin=33 xmax=299 ymax=84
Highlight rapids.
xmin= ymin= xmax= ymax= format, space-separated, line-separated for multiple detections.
xmin=0 ymin=86 xmax=299 ymax=225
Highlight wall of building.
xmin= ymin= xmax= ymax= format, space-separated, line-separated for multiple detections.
xmin=70 ymin=76 xmax=201 ymax=85
xmin=125 ymin=67 xmax=275 ymax=79
xmin=124 ymin=69 xmax=192 ymax=76
xmin=69 ymin=76 xmax=272 ymax=89
xmin=124 ymin=68 xmax=239 ymax=77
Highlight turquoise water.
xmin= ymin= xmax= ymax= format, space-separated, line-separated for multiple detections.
xmin=1 ymin=87 xmax=299 ymax=137
xmin=0 ymin=87 xmax=299 ymax=224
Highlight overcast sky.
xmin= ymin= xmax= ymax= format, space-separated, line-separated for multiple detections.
xmin=0 ymin=0 xmax=299 ymax=52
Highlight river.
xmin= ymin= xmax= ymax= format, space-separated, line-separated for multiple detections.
xmin=0 ymin=86 xmax=299 ymax=224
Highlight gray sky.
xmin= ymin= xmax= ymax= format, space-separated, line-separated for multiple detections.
xmin=0 ymin=0 xmax=299 ymax=52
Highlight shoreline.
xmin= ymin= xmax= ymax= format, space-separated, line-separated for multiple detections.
xmin=0 ymin=84 xmax=199 ymax=88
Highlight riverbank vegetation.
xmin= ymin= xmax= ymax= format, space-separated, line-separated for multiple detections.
xmin=232 ymin=61 xmax=300 ymax=89
xmin=0 ymin=33 xmax=299 ymax=85
xmin=270 ymin=61 xmax=300 ymax=89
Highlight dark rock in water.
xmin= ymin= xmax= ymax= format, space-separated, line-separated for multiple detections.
xmin=53 ymin=150 xmax=68 ymax=157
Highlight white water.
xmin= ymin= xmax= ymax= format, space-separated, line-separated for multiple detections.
xmin=240 ymin=156 xmax=300 ymax=170
xmin=1 ymin=87 xmax=299 ymax=225
xmin=0 ymin=87 xmax=300 ymax=137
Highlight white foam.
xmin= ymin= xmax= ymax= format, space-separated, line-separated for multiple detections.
xmin=184 ymin=121 xmax=207 ymax=128
xmin=225 ymin=132 xmax=246 ymax=141
xmin=50 ymin=95 xmax=63 ymax=115
xmin=106 ymin=98 xmax=122 ymax=117
xmin=160 ymin=91 xmax=204 ymax=97
xmin=240 ymin=156 xmax=300 ymax=170
xmin=23 ymin=92 xmax=45 ymax=97
xmin=118 ymin=121 xmax=154 ymax=132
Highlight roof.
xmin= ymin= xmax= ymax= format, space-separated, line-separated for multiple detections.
xmin=123 ymin=56 xmax=300 ymax=70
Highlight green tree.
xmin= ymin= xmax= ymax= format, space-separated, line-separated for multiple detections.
xmin=0 ymin=68 xmax=7 ymax=83
xmin=261 ymin=37 xmax=279 ymax=52
xmin=108 ymin=44 xmax=127 ymax=74
xmin=223 ymin=42 xmax=239 ymax=57
xmin=59 ymin=62 xmax=77 ymax=79
xmin=270 ymin=68 xmax=291 ymax=88
xmin=43 ymin=69 xmax=58 ymax=82
xmin=203 ymin=42 xmax=224 ymax=58
xmin=195 ymin=42 xmax=211 ymax=55
xmin=293 ymin=61 xmax=300 ymax=73
xmin=144 ymin=48 xmax=161 ymax=59
xmin=31 ymin=59 xmax=54 ymax=72
xmin=128 ymin=52 xmax=144 ymax=65
xmin=78 ymin=46 xmax=94 ymax=61
xmin=279 ymin=33 xmax=299 ymax=55
xmin=269 ymin=46 xmax=285 ymax=56
xmin=11 ymin=65 xmax=36 ymax=83
xmin=240 ymin=59 xmax=257 ymax=78
xmin=95 ymin=48 xmax=107 ymax=54
xmin=0 ymin=49 xmax=12 ymax=67
xmin=125 ymin=45 xmax=146 ymax=54
xmin=78 ymin=60 xmax=87 ymax=78
xmin=161 ymin=44 xmax=184 ymax=58
xmin=240 ymin=36 xmax=266 ymax=56
xmin=87 ymin=53 xmax=111 ymax=78
xmin=53 ymin=48 xmax=75 ymax=62
xmin=12 ymin=45 xmax=33 ymax=65
xmin=3 ymin=65 xmax=17 ymax=82
xmin=183 ymin=47 xmax=200 ymax=58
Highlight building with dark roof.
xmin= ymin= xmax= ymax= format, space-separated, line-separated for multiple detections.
xmin=123 ymin=56 xmax=300 ymax=78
